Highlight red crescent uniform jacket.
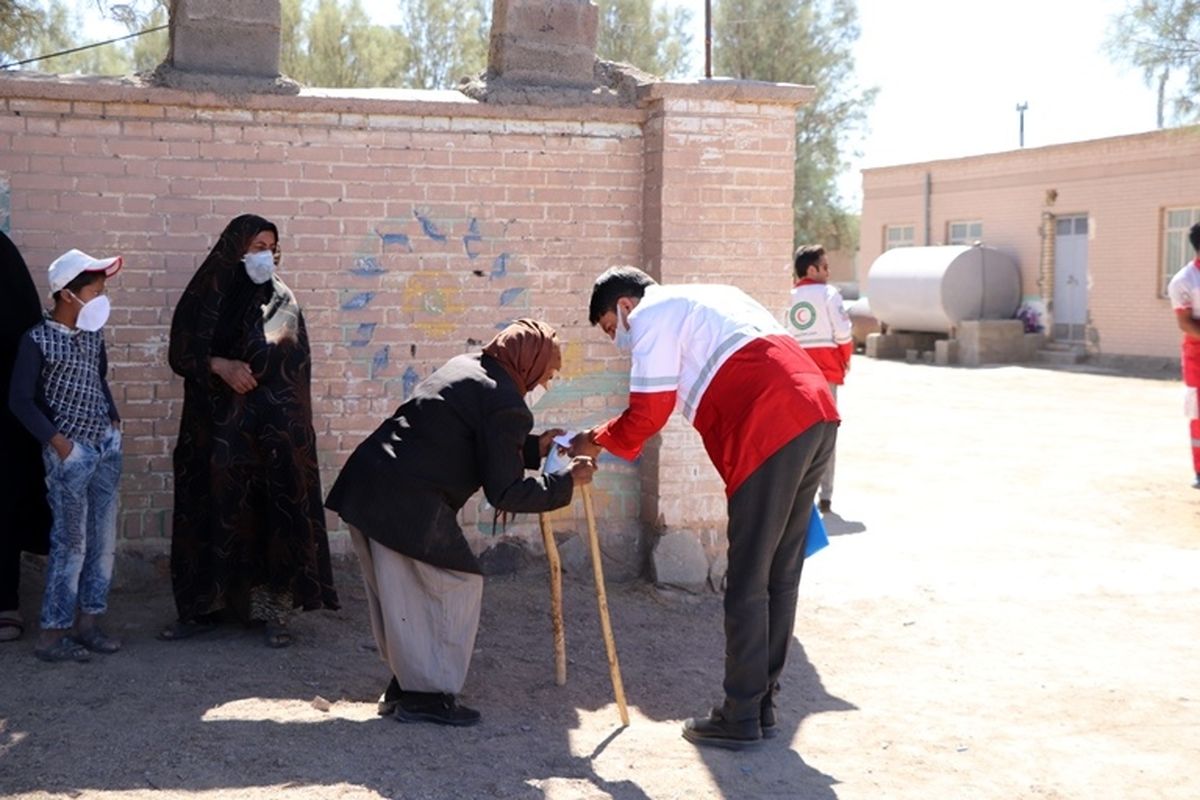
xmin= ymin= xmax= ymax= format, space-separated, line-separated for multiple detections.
xmin=593 ymin=284 xmax=839 ymax=497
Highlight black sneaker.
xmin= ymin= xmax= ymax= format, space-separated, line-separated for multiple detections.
xmin=1193 ymin=474 xmax=1200 ymax=490
xmin=377 ymin=676 xmax=403 ymax=717
xmin=760 ymin=696 xmax=778 ymax=739
xmin=682 ymin=707 xmax=762 ymax=751
xmin=394 ymin=693 xmax=481 ymax=727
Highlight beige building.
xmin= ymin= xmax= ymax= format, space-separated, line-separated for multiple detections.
xmin=859 ymin=126 xmax=1200 ymax=360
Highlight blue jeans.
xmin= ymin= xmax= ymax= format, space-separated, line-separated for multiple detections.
xmin=40 ymin=426 xmax=122 ymax=630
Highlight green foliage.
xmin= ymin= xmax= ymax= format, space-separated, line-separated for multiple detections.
xmin=394 ymin=0 xmax=489 ymax=90
xmin=0 ymin=0 xmax=166 ymax=75
xmin=298 ymin=0 xmax=404 ymax=87
xmin=714 ymin=0 xmax=875 ymax=251
xmin=1104 ymin=0 xmax=1200 ymax=126
xmin=596 ymin=0 xmax=692 ymax=78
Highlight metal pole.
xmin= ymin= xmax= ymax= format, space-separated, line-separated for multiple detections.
xmin=705 ymin=0 xmax=712 ymax=78
xmin=1016 ymin=102 xmax=1028 ymax=148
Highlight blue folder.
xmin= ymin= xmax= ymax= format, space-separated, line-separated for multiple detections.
xmin=805 ymin=505 xmax=829 ymax=557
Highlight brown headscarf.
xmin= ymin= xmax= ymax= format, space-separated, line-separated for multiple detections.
xmin=482 ymin=319 xmax=560 ymax=392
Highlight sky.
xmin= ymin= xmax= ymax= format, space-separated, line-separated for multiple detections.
xmin=354 ymin=0 xmax=1165 ymax=208
xmin=76 ymin=0 xmax=1162 ymax=210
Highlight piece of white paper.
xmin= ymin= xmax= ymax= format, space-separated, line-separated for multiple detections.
xmin=552 ymin=432 xmax=576 ymax=448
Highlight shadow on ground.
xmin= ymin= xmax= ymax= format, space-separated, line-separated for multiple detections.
xmin=0 ymin=561 xmax=855 ymax=799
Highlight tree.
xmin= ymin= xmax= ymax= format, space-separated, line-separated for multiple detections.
xmin=714 ymin=0 xmax=876 ymax=251
xmin=395 ymin=0 xmax=489 ymax=89
xmin=1 ymin=0 xmax=165 ymax=75
xmin=596 ymin=0 xmax=692 ymax=78
xmin=300 ymin=0 xmax=404 ymax=87
xmin=1104 ymin=0 xmax=1200 ymax=127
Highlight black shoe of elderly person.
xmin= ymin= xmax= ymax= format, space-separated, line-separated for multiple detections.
xmin=681 ymin=707 xmax=763 ymax=751
xmin=377 ymin=675 xmax=404 ymax=717
xmin=393 ymin=692 xmax=481 ymax=727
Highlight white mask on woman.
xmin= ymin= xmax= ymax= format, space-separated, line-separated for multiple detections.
xmin=525 ymin=384 xmax=548 ymax=409
xmin=243 ymin=250 xmax=275 ymax=284
xmin=613 ymin=305 xmax=634 ymax=353
xmin=72 ymin=292 xmax=111 ymax=332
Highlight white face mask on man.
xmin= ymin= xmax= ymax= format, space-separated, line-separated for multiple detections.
xmin=613 ymin=305 xmax=634 ymax=353
xmin=243 ymin=249 xmax=275 ymax=284
xmin=70 ymin=292 xmax=111 ymax=332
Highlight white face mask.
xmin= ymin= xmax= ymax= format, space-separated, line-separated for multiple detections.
xmin=613 ymin=305 xmax=633 ymax=353
xmin=243 ymin=250 xmax=275 ymax=284
xmin=525 ymin=384 xmax=548 ymax=409
xmin=72 ymin=292 xmax=111 ymax=332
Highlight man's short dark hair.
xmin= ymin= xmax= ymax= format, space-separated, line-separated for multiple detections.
xmin=1190 ymin=222 xmax=1200 ymax=253
xmin=588 ymin=266 xmax=656 ymax=325
xmin=793 ymin=245 xmax=826 ymax=281
xmin=53 ymin=269 xmax=105 ymax=302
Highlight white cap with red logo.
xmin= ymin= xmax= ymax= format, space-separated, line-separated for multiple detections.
xmin=47 ymin=249 xmax=123 ymax=294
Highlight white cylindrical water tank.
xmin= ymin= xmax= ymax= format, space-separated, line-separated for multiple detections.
xmin=866 ymin=245 xmax=1021 ymax=334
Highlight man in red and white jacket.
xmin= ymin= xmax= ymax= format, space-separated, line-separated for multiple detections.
xmin=785 ymin=245 xmax=852 ymax=513
xmin=570 ymin=266 xmax=839 ymax=750
xmin=1166 ymin=222 xmax=1200 ymax=489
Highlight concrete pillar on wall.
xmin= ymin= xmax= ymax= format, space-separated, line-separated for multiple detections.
xmin=152 ymin=0 xmax=299 ymax=94
xmin=488 ymin=0 xmax=599 ymax=88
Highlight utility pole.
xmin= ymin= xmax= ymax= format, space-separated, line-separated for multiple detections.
xmin=1016 ymin=102 xmax=1029 ymax=148
xmin=704 ymin=0 xmax=712 ymax=78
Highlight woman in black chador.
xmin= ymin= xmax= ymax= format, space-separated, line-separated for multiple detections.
xmin=0 ymin=231 xmax=52 ymax=642
xmin=161 ymin=214 xmax=338 ymax=647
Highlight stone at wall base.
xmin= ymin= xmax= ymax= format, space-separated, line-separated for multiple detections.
xmin=651 ymin=531 xmax=710 ymax=593
xmin=555 ymin=533 xmax=590 ymax=576
xmin=479 ymin=541 xmax=529 ymax=576
xmin=707 ymin=551 xmax=728 ymax=593
xmin=149 ymin=63 xmax=301 ymax=95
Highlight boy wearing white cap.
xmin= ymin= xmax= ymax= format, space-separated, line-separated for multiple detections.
xmin=8 ymin=249 xmax=124 ymax=663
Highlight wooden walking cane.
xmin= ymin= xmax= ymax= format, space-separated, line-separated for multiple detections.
xmin=538 ymin=511 xmax=567 ymax=686
xmin=582 ymin=484 xmax=630 ymax=726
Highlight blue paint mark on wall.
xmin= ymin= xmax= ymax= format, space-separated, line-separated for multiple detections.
xmin=341 ymin=291 xmax=376 ymax=311
xmin=351 ymin=256 xmax=385 ymax=276
xmin=414 ymin=210 xmax=447 ymax=242
xmin=371 ymin=345 xmax=390 ymax=379
xmin=463 ymin=217 xmax=483 ymax=260
xmin=378 ymin=231 xmax=412 ymax=251
xmin=499 ymin=287 xmax=525 ymax=307
xmin=402 ymin=366 xmax=420 ymax=400
xmin=491 ymin=253 xmax=509 ymax=279
xmin=349 ymin=322 xmax=377 ymax=347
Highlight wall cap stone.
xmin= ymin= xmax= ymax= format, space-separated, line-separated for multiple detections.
xmin=0 ymin=71 xmax=643 ymax=124
xmin=639 ymin=78 xmax=815 ymax=108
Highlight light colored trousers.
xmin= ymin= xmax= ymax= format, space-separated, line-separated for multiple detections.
xmin=821 ymin=383 xmax=838 ymax=502
xmin=350 ymin=527 xmax=483 ymax=695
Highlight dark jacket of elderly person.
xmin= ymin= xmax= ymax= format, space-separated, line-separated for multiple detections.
xmin=325 ymin=318 xmax=588 ymax=728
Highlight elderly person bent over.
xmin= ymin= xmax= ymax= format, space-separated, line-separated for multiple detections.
xmin=325 ymin=319 xmax=595 ymax=727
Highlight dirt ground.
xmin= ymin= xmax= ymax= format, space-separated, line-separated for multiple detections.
xmin=1 ymin=357 xmax=1197 ymax=800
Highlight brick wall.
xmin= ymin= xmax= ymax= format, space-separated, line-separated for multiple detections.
xmin=860 ymin=126 xmax=1200 ymax=359
xmin=0 ymin=74 xmax=808 ymax=575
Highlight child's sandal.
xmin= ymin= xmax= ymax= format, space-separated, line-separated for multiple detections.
xmin=264 ymin=622 xmax=292 ymax=649
xmin=34 ymin=636 xmax=92 ymax=663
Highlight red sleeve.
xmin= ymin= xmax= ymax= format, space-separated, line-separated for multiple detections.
xmin=592 ymin=390 xmax=676 ymax=461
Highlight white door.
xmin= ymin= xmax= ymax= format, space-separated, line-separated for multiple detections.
xmin=1054 ymin=215 xmax=1089 ymax=342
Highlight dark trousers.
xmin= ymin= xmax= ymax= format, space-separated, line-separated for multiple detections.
xmin=721 ymin=421 xmax=837 ymax=722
